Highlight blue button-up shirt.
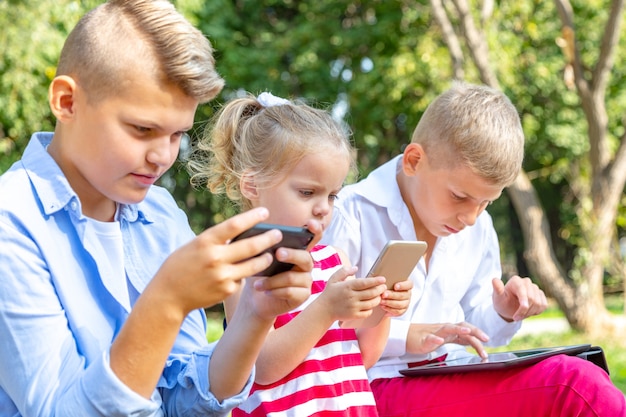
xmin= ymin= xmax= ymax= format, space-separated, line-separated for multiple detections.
xmin=0 ymin=133 xmax=251 ymax=416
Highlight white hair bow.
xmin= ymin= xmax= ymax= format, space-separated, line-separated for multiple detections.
xmin=257 ymin=92 xmax=290 ymax=108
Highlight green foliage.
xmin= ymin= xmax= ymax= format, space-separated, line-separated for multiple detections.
xmin=1 ymin=0 xmax=625 ymax=284
xmin=0 ymin=0 xmax=101 ymax=172
xmin=194 ymin=0 xmax=444 ymax=172
xmin=205 ymin=313 xmax=225 ymax=343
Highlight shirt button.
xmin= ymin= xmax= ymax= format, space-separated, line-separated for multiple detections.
xmin=70 ymin=201 xmax=78 ymax=211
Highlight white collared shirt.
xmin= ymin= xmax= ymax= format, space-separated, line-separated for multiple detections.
xmin=321 ymin=155 xmax=521 ymax=381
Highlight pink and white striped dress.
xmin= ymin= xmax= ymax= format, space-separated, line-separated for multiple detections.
xmin=232 ymin=245 xmax=379 ymax=417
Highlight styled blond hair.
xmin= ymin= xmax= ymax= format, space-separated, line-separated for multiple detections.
xmin=56 ymin=0 xmax=224 ymax=103
xmin=188 ymin=94 xmax=355 ymax=211
xmin=412 ymin=82 xmax=524 ymax=186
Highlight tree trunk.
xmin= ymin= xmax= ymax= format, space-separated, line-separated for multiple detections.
xmin=434 ymin=0 xmax=626 ymax=334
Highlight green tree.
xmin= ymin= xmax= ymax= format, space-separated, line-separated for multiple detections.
xmin=429 ymin=0 xmax=626 ymax=333
xmin=193 ymin=0 xmax=626 ymax=332
xmin=2 ymin=0 xmax=625 ymax=335
xmin=0 ymin=0 xmax=100 ymax=172
xmin=187 ymin=0 xmax=447 ymax=230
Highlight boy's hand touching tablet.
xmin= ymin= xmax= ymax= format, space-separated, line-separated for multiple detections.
xmin=492 ymin=276 xmax=548 ymax=322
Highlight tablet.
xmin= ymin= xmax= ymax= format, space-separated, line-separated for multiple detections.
xmin=399 ymin=344 xmax=592 ymax=376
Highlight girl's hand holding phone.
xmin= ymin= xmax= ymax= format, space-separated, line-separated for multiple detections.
xmin=246 ymin=246 xmax=316 ymax=319
xmin=316 ymin=266 xmax=387 ymax=324
xmin=380 ymin=278 xmax=413 ymax=317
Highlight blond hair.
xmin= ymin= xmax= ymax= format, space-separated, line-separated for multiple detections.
xmin=411 ymin=82 xmax=524 ymax=186
xmin=56 ymin=0 xmax=224 ymax=103
xmin=188 ymin=94 xmax=355 ymax=211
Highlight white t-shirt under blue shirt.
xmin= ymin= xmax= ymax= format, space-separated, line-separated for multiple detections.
xmin=88 ymin=212 xmax=142 ymax=306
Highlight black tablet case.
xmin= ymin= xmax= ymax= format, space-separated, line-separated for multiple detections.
xmin=399 ymin=344 xmax=609 ymax=376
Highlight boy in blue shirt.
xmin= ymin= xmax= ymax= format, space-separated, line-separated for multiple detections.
xmin=0 ymin=1 xmax=315 ymax=416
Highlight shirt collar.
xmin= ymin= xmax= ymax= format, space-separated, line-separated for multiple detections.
xmin=353 ymin=154 xmax=406 ymax=216
xmin=23 ymin=132 xmax=151 ymax=224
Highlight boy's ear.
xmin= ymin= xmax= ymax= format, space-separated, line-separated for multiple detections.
xmin=402 ymin=143 xmax=425 ymax=176
xmin=240 ymin=173 xmax=259 ymax=200
xmin=48 ymin=75 xmax=78 ymax=122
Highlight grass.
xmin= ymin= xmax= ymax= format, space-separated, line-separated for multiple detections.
xmin=488 ymin=294 xmax=626 ymax=393
xmin=489 ymin=330 xmax=626 ymax=393
xmin=205 ymin=312 xmax=225 ymax=343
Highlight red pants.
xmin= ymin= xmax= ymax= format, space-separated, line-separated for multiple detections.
xmin=371 ymin=355 xmax=625 ymax=417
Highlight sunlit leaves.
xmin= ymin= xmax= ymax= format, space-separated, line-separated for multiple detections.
xmin=0 ymin=0 xmax=101 ymax=172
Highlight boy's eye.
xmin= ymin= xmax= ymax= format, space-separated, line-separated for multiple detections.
xmin=452 ymin=193 xmax=464 ymax=201
xmin=300 ymin=190 xmax=314 ymax=197
xmin=329 ymin=194 xmax=339 ymax=201
xmin=133 ymin=126 xmax=155 ymax=137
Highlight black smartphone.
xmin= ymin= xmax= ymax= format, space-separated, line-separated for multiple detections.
xmin=231 ymin=223 xmax=315 ymax=276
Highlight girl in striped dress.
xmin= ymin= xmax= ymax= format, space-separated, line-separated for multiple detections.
xmin=188 ymin=92 xmax=412 ymax=416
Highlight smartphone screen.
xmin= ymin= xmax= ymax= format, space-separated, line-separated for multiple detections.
xmin=231 ymin=223 xmax=314 ymax=276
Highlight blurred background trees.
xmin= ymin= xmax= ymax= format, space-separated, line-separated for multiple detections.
xmin=1 ymin=0 xmax=625 ymax=333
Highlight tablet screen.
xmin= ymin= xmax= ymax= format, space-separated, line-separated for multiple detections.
xmin=399 ymin=344 xmax=592 ymax=376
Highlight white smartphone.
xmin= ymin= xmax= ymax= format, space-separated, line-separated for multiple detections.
xmin=341 ymin=240 xmax=427 ymax=329
xmin=366 ymin=240 xmax=428 ymax=289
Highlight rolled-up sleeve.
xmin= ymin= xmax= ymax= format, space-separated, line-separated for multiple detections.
xmin=77 ymin=351 xmax=161 ymax=417
xmin=160 ymin=344 xmax=254 ymax=416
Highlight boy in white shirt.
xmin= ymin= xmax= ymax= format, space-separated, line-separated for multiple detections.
xmin=321 ymin=81 xmax=625 ymax=416
xmin=0 ymin=1 xmax=315 ymax=415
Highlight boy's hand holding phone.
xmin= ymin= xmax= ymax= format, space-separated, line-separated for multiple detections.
xmin=151 ymin=210 xmax=317 ymax=319
xmin=231 ymin=222 xmax=315 ymax=276
xmin=229 ymin=219 xmax=323 ymax=319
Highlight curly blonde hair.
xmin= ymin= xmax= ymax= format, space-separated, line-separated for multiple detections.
xmin=188 ymin=94 xmax=355 ymax=211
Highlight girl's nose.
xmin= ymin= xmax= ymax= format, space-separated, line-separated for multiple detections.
xmin=313 ymin=200 xmax=331 ymax=218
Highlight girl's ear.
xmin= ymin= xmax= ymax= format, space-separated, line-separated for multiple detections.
xmin=240 ymin=173 xmax=259 ymax=200
xmin=48 ymin=75 xmax=78 ymax=122
xmin=402 ymin=143 xmax=426 ymax=176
